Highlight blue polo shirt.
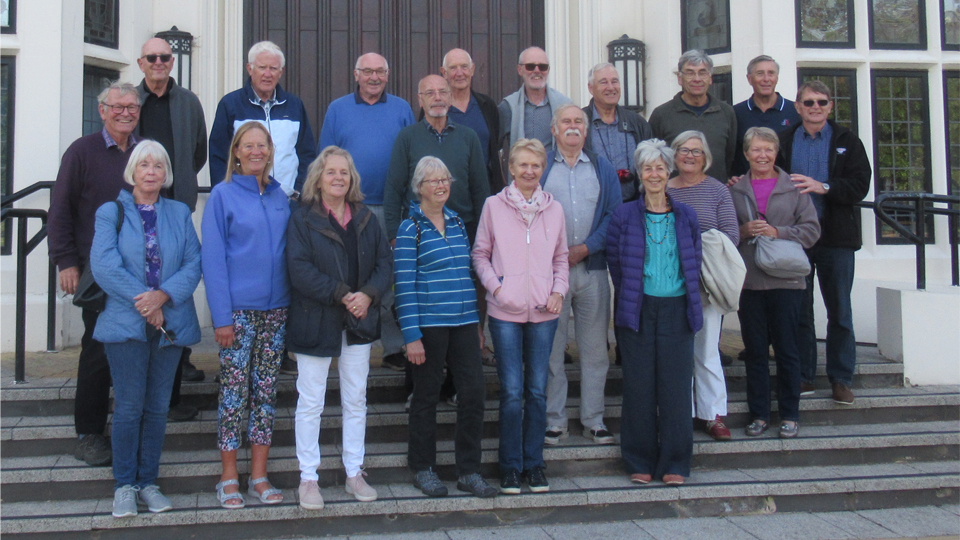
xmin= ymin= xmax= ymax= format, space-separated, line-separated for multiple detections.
xmin=732 ymin=93 xmax=801 ymax=176
xmin=448 ymin=94 xmax=491 ymax=169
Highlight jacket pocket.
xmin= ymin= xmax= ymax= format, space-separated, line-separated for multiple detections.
xmin=493 ymin=274 xmax=527 ymax=315
xmin=287 ymin=302 xmax=322 ymax=349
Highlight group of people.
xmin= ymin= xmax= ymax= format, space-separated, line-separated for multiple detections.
xmin=47 ymin=35 xmax=870 ymax=519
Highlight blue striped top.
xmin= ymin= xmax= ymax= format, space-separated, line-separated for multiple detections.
xmin=393 ymin=202 xmax=479 ymax=344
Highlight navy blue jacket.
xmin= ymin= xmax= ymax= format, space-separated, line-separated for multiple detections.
xmin=606 ymin=195 xmax=703 ymax=333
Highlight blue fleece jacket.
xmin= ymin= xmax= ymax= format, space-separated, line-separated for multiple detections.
xmin=201 ymin=174 xmax=291 ymax=328
xmin=541 ymin=149 xmax=622 ymax=271
xmin=90 ymin=190 xmax=202 ymax=347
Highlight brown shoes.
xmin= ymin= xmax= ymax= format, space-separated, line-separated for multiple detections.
xmin=800 ymin=381 xmax=816 ymax=396
xmin=630 ymin=473 xmax=652 ymax=484
xmin=832 ymin=382 xmax=855 ymax=405
xmin=705 ymin=416 xmax=732 ymax=441
xmin=662 ymin=474 xmax=685 ymax=485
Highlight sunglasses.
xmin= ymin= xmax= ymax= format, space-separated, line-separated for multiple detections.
xmin=522 ymin=63 xmax=550 ymax=72
xmin=143 ymin=54 xmax=173 ymax=64
xmin=802 ymin=99 xmax=830 ymax=107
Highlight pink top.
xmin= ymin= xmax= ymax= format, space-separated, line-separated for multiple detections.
xmin=751 ymin=178 xmax=778 ymax=216
xmin=322 ymin=199 xmax=352 ymax=227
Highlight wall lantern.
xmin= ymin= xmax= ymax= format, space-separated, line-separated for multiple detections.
xmin=607 ymin=34 xmax=646 ymax=113
xmin=155 ymin=26 xmax=194 ymax=90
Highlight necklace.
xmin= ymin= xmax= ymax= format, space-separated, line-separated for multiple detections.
xmin=646 ymin=212 xmax=670 ymax=245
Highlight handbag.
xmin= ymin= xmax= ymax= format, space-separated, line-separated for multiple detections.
xmin=741 ymin=193 xmax=810 ymax=279
xmin=72 ymin=200 xmax=124 ymax=312
xmin=346 ymin=307 xmax=381 ymax=342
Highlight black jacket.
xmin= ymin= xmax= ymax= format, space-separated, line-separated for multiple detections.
xmin=776 ymin=120 xmax=871 ymax=250
xmin=285 ymin=201 xmax=393 ymax=357
xmin=582 ymin=99 xmax=654 ymax=202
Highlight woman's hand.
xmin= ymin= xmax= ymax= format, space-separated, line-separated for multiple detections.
xmin=343 ymin=291 xmax=373 ymax=319
xmin=740 ymin=219 xmax=776 ymax=239
xmin=406 ymin=339 xmax=426 ymax=365
xmin=134 ymin=289 xmax=170 ymax=318
xmin=546 ymin=292 xmax=564 ymax=314
xmin=146 ymin=310 xmax=164 ymax=330
xmin=215 ymin=325 xmax=235 ymax=348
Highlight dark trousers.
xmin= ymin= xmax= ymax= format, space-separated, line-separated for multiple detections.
xmin=75 ymin=308 xmax=112 ymax=435
xmin=168 ymin=347 xmax=191 ymax=408
xmin=739 ymin=288 xmax=803 ymax=423
xmin=408 ymin=324 xmax=485 ymax=476
xmin=617 ymin=295 xmax=694 ymax=478
xmin=799 ymin=246 xmax=857 ymax=385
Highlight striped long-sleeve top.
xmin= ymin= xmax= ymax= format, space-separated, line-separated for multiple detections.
xmin=393 ymin=202 xmax=479 ymax=344
xmin=667 ymin=176 xmax=740 ymax=245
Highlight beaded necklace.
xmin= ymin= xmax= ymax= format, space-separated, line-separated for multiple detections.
xmin=645 ymin=211 xmax=671 ymax=245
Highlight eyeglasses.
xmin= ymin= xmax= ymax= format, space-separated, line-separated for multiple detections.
xmin=418 ymin=89 xmax=451 ymax=98
xmin=424 ymin=178 xmax=451 ymax=187
xmin=522 ymin=63 xmax=550 ymax=72
xmin=357 ymin=68 xmax=387 ymax=77
xmin=801 ymin=99 xmax=830 ymax=107
xmin=680 ymin=69 xmax=711 ymax=80
xmin=104 ymin=103 xmax=141 ymax=114
xmin=142 ymin=54 xmax=173 ymax=64
xmin=677 ymin=147 xmax=704 ymax=157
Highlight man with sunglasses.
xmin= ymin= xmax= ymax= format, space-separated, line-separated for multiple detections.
xmin=776 ymin=80 xmax=871 ymax=406
xmin=136 ymin=37 xmax=209 ymax=420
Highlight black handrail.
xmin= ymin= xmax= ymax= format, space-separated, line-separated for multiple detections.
xmin=1 ymin=181 xmax=55 ymax=207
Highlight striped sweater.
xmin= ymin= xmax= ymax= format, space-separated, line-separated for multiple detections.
xmin=393 ymin=202 xmax=479 ymax=344
xmin=667 ymin=176 xmax=740 ymax=245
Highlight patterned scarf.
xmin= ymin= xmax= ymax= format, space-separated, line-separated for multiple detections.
xmin=505 ymin=183 xmax=544 ymax=225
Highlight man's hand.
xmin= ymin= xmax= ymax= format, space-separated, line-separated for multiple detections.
xmin=59 ymin=267 xmax=80 ymax=295
xmin=568 ymin=244 xmax=589 ymax=267
xmin=406 ymin=339 xmax=426 ymax=365
xmin=726 ymin=175 xmax=742 ymax=187
xmin=790 ymin=174 xmax=827 ymax=195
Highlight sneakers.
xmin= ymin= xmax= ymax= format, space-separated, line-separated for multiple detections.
xmin=413 ymin=468 xmax=448 ymax=497
xmin=345 ymin=472 xmax=378 ymax=502
xmin=167 ymin=403 xmax=199 ymax=422
xmin=446 ymin=393 xmax=458 ymax=408
xmin=544 ymin=426 xmax=568 ymax=445
xmin=112 ymin=485 xmax=139 ymax=518
xmin=800 ymin=381 xmax=816 ymax=396
xmin=279 ymin=354 xmax=298 ymax=375
xmin=499 ymin=469 xmax=521 ymax=495
xmin=832 ymin=382 xmax=855 ymax=405
xmin=298 ymin=480 xmax=324 ymax=510
xmin=705 ymin=416 xmax=732 ymax=441
xmin=457 ymin=473 xmax=497 ymax=498
xmin=744 ymin=420 xmax=769 ymax=437
xmin=589 ymin=425 xmax=615 ymax=445
xmin=523 ymin=466 xmax=549 ymax=493
xmin=138 ymin=484 xmax=172 ymax=513
xmin=779 ymin=421 xmax=799 ymax=439
xmin=381 ymin=352 xmax=407 ymax=371
xmin=75 ymin=434 xmax=112 ymax=466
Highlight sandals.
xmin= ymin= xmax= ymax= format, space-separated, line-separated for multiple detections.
xmin=247 ymin=476 xmax=284 ymax=504
xmin=480 ymin=346 xmax=497 ymax=367
xmin=215 ymin=479 xmax=245 ymax=509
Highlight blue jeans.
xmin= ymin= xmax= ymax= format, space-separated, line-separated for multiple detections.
xmin=799 ymin=246 xmax=857 ymax=386
xmin=739 ymin=288 xmax=803 ymax=423
xmin=489 ymin=316 xmax=559 ymax=474
xmin=616 ymin=295 xmax=694 ymax=478
xmin=104 ymin=327 xmax=182 ymax=489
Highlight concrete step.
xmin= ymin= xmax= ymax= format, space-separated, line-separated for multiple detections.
xmin=2 ymin=460 xmax=957 ymax=537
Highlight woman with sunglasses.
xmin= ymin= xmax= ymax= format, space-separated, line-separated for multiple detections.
xmin=90 ymin=140 xmax=202 ymax=518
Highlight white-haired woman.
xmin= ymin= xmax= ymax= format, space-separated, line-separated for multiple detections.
xmin=90 ymin=140 xmax=202 ymax=518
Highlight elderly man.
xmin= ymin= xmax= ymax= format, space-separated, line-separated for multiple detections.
xmin=384 ymin=75 xmax=490 ymax=244
xmin=209 ymin=40 xmax=316 ymax=195
xmin=649 ymin=50 xmax=737 ymax=183
xmin=498 ymin=46 xmax=572 ymax=159
xmin=777 ymin=81 xmax=871 ymax=406
xmin=731 ymin=55 xmax=801 ymax=177
xmin=135 ymin=37 xmax=208 ymax=419
xmin=319 ymin=52 xmax=415 ymax=371
xmin=48 ymin=82 xmax=141 ymax=467
xmin=541 ymin=103 xmax=621 ymax=446
xmin=583 ymin=62 xmax=654 ymax=203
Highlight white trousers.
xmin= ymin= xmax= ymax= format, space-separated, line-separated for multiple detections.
xmin=295 ymin=332 xmax=371 ymax=480
xmin=692 ymin=302 xmax=728 ymax=420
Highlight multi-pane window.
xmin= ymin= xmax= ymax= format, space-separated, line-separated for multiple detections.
xmin=946 ymin=71 xmax=959 ymax=195
xmin=82 ymin=65 xmax=119 ymax=136
xmin=709 ymin=72 xmax=732 ymax=106
xmin=871 ymin=70 xmax=933 ymax=242
xmin=798 ymin=68 xmax=858 ymax=133
xmin=84 ymin=0 xmax=119 ymax=49
xmin=1 ymin=57 xmax=14 ymax=254
xmin=869 ymin=0 xmax=928 ymax=49
xmin=795 ymin=0 xmax=856 ymax=48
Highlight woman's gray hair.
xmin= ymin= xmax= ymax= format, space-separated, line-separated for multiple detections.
xmin=634 ymin=138 xmax=675 ymax=173
xmin=670 ymin=130 xmax=713 ymax=174
xmin=677 ymin=50 xmax=713 ymax=74
xmin=411 ymin=156 xmax=454 ymax=198
xmin=123 ymin=140 xmax=173 ymax=189
xmin=247 ymin=41 xmax=286 ymax=68
xmin=743 ymin=126 xmax=780 ymax=154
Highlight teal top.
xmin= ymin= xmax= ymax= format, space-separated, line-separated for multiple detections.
xmin=643 ymin=211 xmax=685 ymax=297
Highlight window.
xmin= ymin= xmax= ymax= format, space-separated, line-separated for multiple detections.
xmin=869 ymin=0 xmax=928 ymax=49
xmin=946 ymin=71 xmax=959 ymax=195
xmin=84 ymin=0 xmax=119 ymax=49
xmin=709 ymin=72 xmax=733 ymax=105
xmin=795 ymin=0 xmax=856 ymax=48
xmin=871 ymin=70 xmax=933 ymax=243
xmin=1 ymin=0 xmax=16 ymax=34
xmin=798 ymin=68 xmax=859 ymax=133
xmin=82 ymin=65 xmax=118 ymax=136
xmin=1 ymin=57 xmax=14 ymax=254
xmin=681 ymin=0 xmax=731 ymax=54
xmin=945 ymin=0 xmax=960 ymax=50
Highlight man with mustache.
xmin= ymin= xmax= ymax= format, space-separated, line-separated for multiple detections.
xmin=540 ymin=104 xmax=621 ymax=447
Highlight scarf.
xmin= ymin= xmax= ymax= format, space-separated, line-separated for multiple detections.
xmin=505 ymin=183 xmax=544 ymax=224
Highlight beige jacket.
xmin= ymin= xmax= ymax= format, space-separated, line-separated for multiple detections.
xmin=700 ymin=229 xmax=746 ymax=313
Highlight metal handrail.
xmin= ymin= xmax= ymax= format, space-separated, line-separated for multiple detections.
xmin=1 ymin=181 xmax=55 ymax=207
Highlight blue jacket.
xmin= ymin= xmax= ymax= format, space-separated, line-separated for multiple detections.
xmin=208 ymin=80 xmax=316 ymax=195
xmin=394 ymin=202 xmax=479 ymax=344
xmin=606 ymin=195 xmax=703 ymax=333
xmin=90 ymin=190 xmax=201 ymax=346
xmin=201 ymin=174 xmax=291 ymax=328
xmin=541 ymin=149 xmax=621 ymax=271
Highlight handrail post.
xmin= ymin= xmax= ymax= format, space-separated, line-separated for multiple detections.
xmin=15 ymin=216 xmax=27 ymax=383
xmin=916 ymin=198 xmax=926 ymax=290
xmin=46 ymin=257 xmax=57 ymax=352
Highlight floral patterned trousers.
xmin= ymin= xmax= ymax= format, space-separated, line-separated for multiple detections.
xmin=217 ymin=308 xmax=287 ymax=451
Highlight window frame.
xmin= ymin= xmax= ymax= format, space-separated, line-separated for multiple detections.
xmin=83 ymin=0 xmax=120 ymax=49
xmin=1 ymin=56 xmax=14 ymax=255
xmin=945 ymin=70 xmax=959 ymax=195
xmin=795 ymin=0 xmax=857 ymax=49
xmin=681 ymin=0 xmax=732 ymax=55
xmin=797 ymin=67 xmax=860 ymax=134
xmin=82 ymin=65 xmax=120 ymax=137
xmin=709 ymin=71 xmax=733 ymax=106
xmin=1 ymin=0 xmax=16 ymax=34
xmin=868 ymin=0 xmax=929 ymax=50
xmin=943 ymin=0 xmax=960 ymax=50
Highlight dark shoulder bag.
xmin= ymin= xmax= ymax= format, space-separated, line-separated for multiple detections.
xmin=73 ymin=200 xmax=124 ymax=312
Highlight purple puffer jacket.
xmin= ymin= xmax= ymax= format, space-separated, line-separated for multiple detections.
xmin=606 ymin=195 xmax=703 ymax=333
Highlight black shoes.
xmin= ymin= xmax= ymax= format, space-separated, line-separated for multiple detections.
xmin=75 ymin=434 xmax=112 ymax=466
xmin=499 ymin=469 xmax=521 ymax=494
xmin=381 ymin=352 xmax=407 ymax=371
xmin=523 ymin=466 xmax=549 ymax=492
xmin=457 ymin=473 xmax=497 ymax=498
xmin=168 ymin=403 xmax=199 ymax=422
xmin=181 ymin=360 xmax=205 ymax=382
xmin=279 ymin=354 xmax=298 ymax=375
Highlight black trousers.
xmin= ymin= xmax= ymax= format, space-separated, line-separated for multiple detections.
xmin=75 ymin=308 xmax=112 ymax=435
xmin=168 ymin=347 xmax=191 ymax=408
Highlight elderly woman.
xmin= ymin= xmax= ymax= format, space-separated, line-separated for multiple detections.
xmin=286 ymin=146 xmax=392 ymax=509
xmin=731 ymin=127 xmax=820 ymax=439
xmin=607 ymin=139 xmax=702 ymax=485
xmin=667 ymin=131 xmax=740 ymax=441
xmin=90 ymin=140 xmax=202 ymax=518
xmin=394 ymin=156 xmax=496 ymax=499
xmin=473 ymin=139 xmax=568 ymax=494
xmin=202 ymin=122 xmax=290 ymax=508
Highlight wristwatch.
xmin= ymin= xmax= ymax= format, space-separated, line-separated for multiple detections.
xmin=822 ymin=182 xmax=831 ymax=193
